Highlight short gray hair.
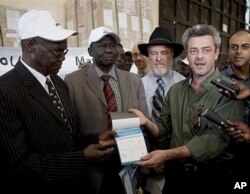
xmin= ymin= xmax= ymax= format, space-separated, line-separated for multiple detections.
xmin=182 ymin=24 xmax=221 ymax=49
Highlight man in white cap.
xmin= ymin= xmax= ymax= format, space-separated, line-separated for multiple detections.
xmin=64 ymin=26 xmax=149 ymax=194
xmin=0 ymin=10 xmax=116 ymax=189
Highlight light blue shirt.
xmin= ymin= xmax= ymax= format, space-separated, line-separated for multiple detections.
xmin=142 ymin=70 xmax=185 ymax=117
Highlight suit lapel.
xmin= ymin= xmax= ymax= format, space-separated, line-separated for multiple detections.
xmin=15 ymin=62 xmax=67 ymax=125
xmin=85 ymin=65 xmax=107 ymax=107
xmin=115 ymin=68 xmax=129 ymax=111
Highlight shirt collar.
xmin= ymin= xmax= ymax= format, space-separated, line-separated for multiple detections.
xmin=21 ymin=59 xmax=48 ymax=87
xmin=147 ymin=70 xmax=174 ymax=84
xmin=94 ymin=64 xmax=118 ymax=81
xmin=225 ymin=65 xmax=236 ymax=77
xmin=188 ymin=68 xmax=222 ymax=89
xmin=226 ymin=65 xmax=249 ymax=81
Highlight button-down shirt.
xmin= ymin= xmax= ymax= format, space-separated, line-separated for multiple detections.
xmin=142 ymin=70 xmax=185 ymax=117
xmin=156 ymin=69 xmax=245 ymax=162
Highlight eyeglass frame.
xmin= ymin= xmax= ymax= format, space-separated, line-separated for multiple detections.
xmin=34 ymin=39 xmax=68 ymax=58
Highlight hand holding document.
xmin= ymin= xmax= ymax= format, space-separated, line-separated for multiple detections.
xmin=110 ymin=112 xmax=148 ymax=165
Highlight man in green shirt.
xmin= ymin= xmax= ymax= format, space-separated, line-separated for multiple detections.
xmin=130 ymin=24 xmax=245 ymax=193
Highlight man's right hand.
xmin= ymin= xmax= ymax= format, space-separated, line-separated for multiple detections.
xmin=83 ymin=144 xmax=115 ymax=161
xmin=219 ymin=80 xmax=250 ymax=100
xmin=129 ymin=108 xmax=148 ymax=125
xmin=223 ymin=120 xmax=250 ymax=143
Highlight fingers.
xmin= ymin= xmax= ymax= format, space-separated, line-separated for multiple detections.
xmin=90 ymin=143 xmax=103 ymax=149
xmin=227 ymin=128 xmax=244 ymax=141
xmin=226 ymin=120 xmax=241 ymax=127
xmin=226 ymin=129 xmax=240 ymax=136
xmin=101 ymin=147 xmax=115 ymax=154
xmin=140 ymin=153 xmax=151 ymax=160
xmin=135 ymin=160 xmax=151 ymax=167
xmin=218 ymin=88 xmax=234 ymax=98
xmin=105 ymin=130 xmax=117 ymax=137
xmin=232 ymin=132 xmax=243 ymax=139
xmin=128 ymin=108 xmax=137 ymax=115
xmin=101 ymin=140 xmax=116 ymax=147
xmin=128 ymin=108 xmax=136 ymax=113
xmin=128 ymin=108 xmax=142 ymax=116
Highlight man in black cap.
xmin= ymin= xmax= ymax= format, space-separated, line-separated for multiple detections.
xmin=137 ymin=27 xmax=185 ymax=194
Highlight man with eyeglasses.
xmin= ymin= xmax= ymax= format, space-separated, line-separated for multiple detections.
xmin=0 ymin=10 xmax=116 ymax=190
xmin=129 ymin=24 xmax=245 ymax=193
xmin=35 ymin=38 xmax=69 ymax=58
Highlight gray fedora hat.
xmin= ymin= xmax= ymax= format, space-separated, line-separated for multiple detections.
xmin=138 ymin=27 xmax=184 ymax=58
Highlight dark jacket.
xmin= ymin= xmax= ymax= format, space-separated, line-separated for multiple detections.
xmin=0 ymin=61 xmax=89 ymax=184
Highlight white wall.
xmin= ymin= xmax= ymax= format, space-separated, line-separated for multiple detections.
xmin=0 ymin=0 xmax=67 ymax=26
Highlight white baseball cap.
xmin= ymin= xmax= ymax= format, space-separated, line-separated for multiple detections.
xmin=88 ymin=26 xmax=121 ymax=47
xmin=18 ymin=10 xmax=78 ymax=42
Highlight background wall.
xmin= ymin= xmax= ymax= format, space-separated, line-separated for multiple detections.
xmin=0 ymin=0 xmax=159 ymax=50
xmin=0 ymin=0 xmax=67 ymax=26
xmin=159 ymin=0 xmax=250 ymax=69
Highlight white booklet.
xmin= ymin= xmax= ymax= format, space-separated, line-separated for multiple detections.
xmin=110 ymin=112 xmax=148 ymax=165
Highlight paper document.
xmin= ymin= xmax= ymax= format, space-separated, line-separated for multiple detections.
xmin=110 ymin=112 xmax=148 ymax=165
xmin=111 ymin=112 xmax=140 ymax=130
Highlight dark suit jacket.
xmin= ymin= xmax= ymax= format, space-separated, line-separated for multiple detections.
xmin=64 ymin=64 xmax=149 ymax=193
xmin=0 ymin=61 xmax=89 ymax=184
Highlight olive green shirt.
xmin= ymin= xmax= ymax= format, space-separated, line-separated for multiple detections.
xmin=156 ymin=69 xmax=245 ymax=163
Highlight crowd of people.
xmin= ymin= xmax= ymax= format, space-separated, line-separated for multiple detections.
xmin=0 ymin=9 xmax=249 ymax=193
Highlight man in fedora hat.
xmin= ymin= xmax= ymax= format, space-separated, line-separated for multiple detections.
xmin=138 ymin=27 xmax=185 ymax=194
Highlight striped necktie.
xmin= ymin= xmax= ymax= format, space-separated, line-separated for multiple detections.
xmin=151 ymin=78 xmax=165 ymax=121
xmin=101 ymin=75 xmax=117 ymax=130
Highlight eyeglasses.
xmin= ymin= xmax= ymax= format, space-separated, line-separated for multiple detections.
xmin=36 ymin=40 xmax=68 ymax=58
xmin=188 ymin=47 xmax=213 ymax=55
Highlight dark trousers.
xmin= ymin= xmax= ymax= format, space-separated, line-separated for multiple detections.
xmin=99 ymin=153 xmax=125 ymax=194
